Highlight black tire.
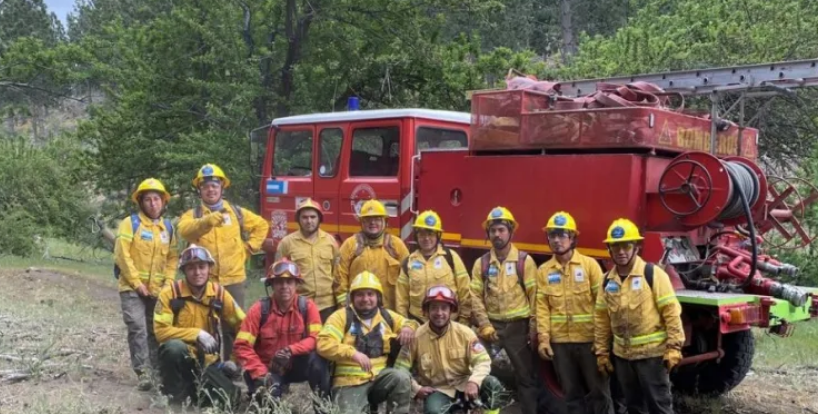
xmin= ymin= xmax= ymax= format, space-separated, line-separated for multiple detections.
xmin=672 ymin=330 xmax=755 ymax=396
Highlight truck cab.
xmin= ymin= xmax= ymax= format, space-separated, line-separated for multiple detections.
xmin=259 ymin=109 xmax=470 ymax=247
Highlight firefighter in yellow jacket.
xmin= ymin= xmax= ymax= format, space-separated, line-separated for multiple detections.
xmin=153 ymin=245 xmax=246 ymax=403
xmin=536 ymin=212 xmax=612 ymax=414
xmin=395 ymin=285 xmax=506 ymax=414
xmin=336 ymin=199 xmax=410 ymax=310
xmin=178 ymin=164 xmax=269 ymax=357
xmin=316 ymin=272 xmax=414 ymax=414
xmin=114 ymin=178 xmax=179 ymax=390
xmin=594 ymin=219 xmax=684 ymax=414
xmin=276 ymin=198 xmax=340 ymax=322
xmin=395 ymin=210 xmax=471 ymax=328
xmin=470 ymin=207 xmax=539 ymax=414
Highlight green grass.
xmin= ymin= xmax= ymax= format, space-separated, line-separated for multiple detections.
xmin=753 ymin=321 xmax=818 ymax=368
xmin=0 ymin=238 xmax=114 ymax=280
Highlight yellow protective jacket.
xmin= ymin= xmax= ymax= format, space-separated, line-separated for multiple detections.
xmin=395 ymin=246 xmax=471 ymax=327
xmin=470 ymin=245 xmax=538 ymax=330
xmin=336 ymin=233 xmax=410 ymax=310
xmin=276 ymin=229 xmax=340 ymax=311
xmin=536 ymin=251 xmax=603 ymax=344
xmin=114 ymin=212 xmax=179 ymax=295
xmin=395 ymin=321 xmax=491 ymax=398
xmin=316 ymin=306 xmax=408 ymax=387
xmin=178 ymin=200 xmax=269 ymax=286
xmin=594 ymin=256 xmax=684 ymax=360
xmin=154 ymin=280 xmax=246 ymax=365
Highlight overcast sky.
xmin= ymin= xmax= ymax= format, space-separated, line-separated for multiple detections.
xmin=44 ymin=0 xmax=74 ymax=27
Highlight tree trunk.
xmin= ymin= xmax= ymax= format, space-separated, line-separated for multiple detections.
xmin=276 ymin=0 xmax=317 ymax=117
xmin=560 ymin=0 xmax=577 ymax=62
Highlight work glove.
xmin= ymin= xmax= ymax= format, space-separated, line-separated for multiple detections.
xmin=663 ymin=349 xmax=682 ymax=371
xmin=538 ymin=342 xmax=554 ymax=360
xmin=596 ymin=355 xmax=614 ymax=375
xmin=478 ymin=325 xmax=499 ymax=343
xmin=197 ymin=330 xmax=219 ymax=354
xmin=270 ymin=347 xmax=292 ymax=376
xmin=206 ymin=211 xmax=225 ymax=227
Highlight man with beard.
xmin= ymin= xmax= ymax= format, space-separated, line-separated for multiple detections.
xmin=153 ymin=245 xmax=245 ymax=404
xmin=336 ymin=199 xmax=410 ymax=311
xmin=395 ymin=210 xmax=471 ymax=327
xmin=469 ymin=206 xmax=539 ymax=414
xmin=594 ymin=219 xmax=684 ymax=414
xmin=115 ymin=178 xmax=179 ymax=390
xmin=233 ymin=259 xmax=328 ymax=407
xmin=178 ymin=163 xmax=271 ymax=358
xmin=395 ymin=285 xmax=506 ymax=414
xmin=276 ymin=198 xmax=340 ymax=322
xmin=316 ymin=272 xmax=414 ymax=414
xmin=536 ymin=212 xmax=613 ymax=414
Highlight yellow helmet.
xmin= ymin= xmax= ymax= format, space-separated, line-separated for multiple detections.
xmin=358 ymin=199 xmax=387 ymax=219
xmin=131 ymin=178 xmax=171 ymax=204
xmin=484 ymin=206 xmax=518 ymax=231
xmin=296 ymin=198 xmax=323 ymax=221
xmin=603 ymin=218 xmax=644 ymax=244
xmin=192 ymin=163 xmax=231 ymax=189
xmin=543 ymin=211 xmax=577 ymax=232
xmin=349 ymin=271 xmax=383 ymax=295
xmin=414 ymin=210 xmax=443 ymax=232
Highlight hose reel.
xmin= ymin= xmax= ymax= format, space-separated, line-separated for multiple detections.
xmin=658 ymin=152 xmax=766 ymax=227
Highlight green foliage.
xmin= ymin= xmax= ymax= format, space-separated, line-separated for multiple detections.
xmin=0 ymin=209 xmax=40 ymax=257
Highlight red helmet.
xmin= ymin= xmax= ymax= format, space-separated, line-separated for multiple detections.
xmin=262 ymin=258 xmax=304 ymax=286
xmin=421 ymin=285 xmax=458 ymax=313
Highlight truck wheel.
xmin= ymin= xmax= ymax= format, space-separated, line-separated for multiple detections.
xmin=672 ymin=330 xmax=755 ymax=395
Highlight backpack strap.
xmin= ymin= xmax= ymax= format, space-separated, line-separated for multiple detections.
xmin=170 ymin=281 xmax=186 ymax=326
xmin=479 ymin=252 xmax=492 ymax=302
xmin=601 ymin=264 xmax=655 ymax=291
xmin=211 ymin=283 xmax=225 ymax=317
xmin=442 ymin=246 xmax=456 ymax=274
xmin=230 ymin=203 xmax=245 ymax=230
xmin=259 ymin=297 xmax=272 ymax=330
xmin=163 ymin=218 xmax=174 ymax=243
xmin=194 ymin=206 xmax=203 ymax=219
xmin=380 ymin=308 xmax=394 ymax=330
xmin=130 ymin=213 xmax=141 ymax=235
xmin=401 ymin=257 xmax=410 ymax=281
xmin=383 ymin=234 xmax=399 ymax=260
xmin=353 ymin=233 xmax=365 ymax=258
xmin=298 ymin=296 xmax=309 ymax=339
xmin=516 ymin=251 xmax=529 ymax=294
xmin=344 ymin=306 xmax=357 ymax=336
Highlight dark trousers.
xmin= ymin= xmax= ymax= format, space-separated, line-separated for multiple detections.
xmin=222 ymin=282 xmax=245 ymax=360
xmin=552 ymin=343 xmax=613 ymax=414
xmin=613 ymin=356 xmax=673 ymax=414
xmin=244 ymin=351 xmax=329 ymax=398
xmin=491 ymin=319 xmax=538 ymax=414
xmin=158 ymin=340 xmax=199 ymax=401
xmin=423 ymin=376 xmax=506 ymax=413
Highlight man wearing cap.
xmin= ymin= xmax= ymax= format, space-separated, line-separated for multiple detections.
xmin=178 ymin=163 xmax=270 ymax=358
xmin=395 ymin=285 xmax=506 ymax=414
xmin=233 ymin=259 xmax=328 ymax=406
xmin=276 ymin=198 xmax=340 ymax=322
xmin=336 ymin=199 xmax=410 ymax=311
xmin=595 ymin=219 xmax=684 ymax=414
xmin=153 ymin=245 xmax=245 ymax=404
xmin=470 ymin=206 xmax=539 ymax=414
xmin=115 ymin=178 xmax=179 ymax=390
xmin=537 ymin=211 xmax=612 ymax=414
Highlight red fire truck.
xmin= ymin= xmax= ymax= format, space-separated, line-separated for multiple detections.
xmin=254 ymin=59 xmax=818 ymax=411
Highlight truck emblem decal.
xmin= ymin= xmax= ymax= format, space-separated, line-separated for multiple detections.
xmin=350 ymin=184 xmax=376 ymax=216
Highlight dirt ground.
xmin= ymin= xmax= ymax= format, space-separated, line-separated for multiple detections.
xmin=0 ymin=267 xmax=816 ymax=414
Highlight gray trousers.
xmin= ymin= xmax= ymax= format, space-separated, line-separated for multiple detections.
xmin=332 ymin=368 xmax=412 ymax=414
xmin=120 ymin=291 xmax=159 ymax=374
xmin=222 ymin=282 xmax=245 ymax=360
xmin=613 ymin=356 xmax=673 ymax=414
xmin=552 ymin=343 xmax=613 ymax=414
xmin=492 ymin=319 xmax=539 ymax=414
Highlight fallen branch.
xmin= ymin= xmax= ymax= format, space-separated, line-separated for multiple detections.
xmin=0 ymin=371 xmax=31 ymax=383
xmin=0 ymin=354 xmax=24 ymax=362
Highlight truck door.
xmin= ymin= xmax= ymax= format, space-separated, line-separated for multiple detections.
xmin=266 ymin=126 xmax=315 ymax=242
xmin=339 ymin=120 xmax=402 ymax=239
xmin=313 ymin=125 xmax=345 ymax=237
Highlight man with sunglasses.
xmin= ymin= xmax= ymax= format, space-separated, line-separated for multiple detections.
xmin=178 ymin=163 xmax=271 ymax=358
xmin=470 ymin=207 xmax=539 ymax=414
xmin=536 ymin=212 xmax=612 ymax=414
xmin=594 ymin=219 xmax=684 ymax=414
xmin=234 ymin=259 xmax=328 ymax=407
xmin=395 ymin=210 xmax=471 ymax=328
xmin=153 ymin=245 xmax=246 ymax=403
xmin=395 ymin=285 xmax=506 ymax=414
xmin=276 ymin=198 xmax=340 ymax=322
